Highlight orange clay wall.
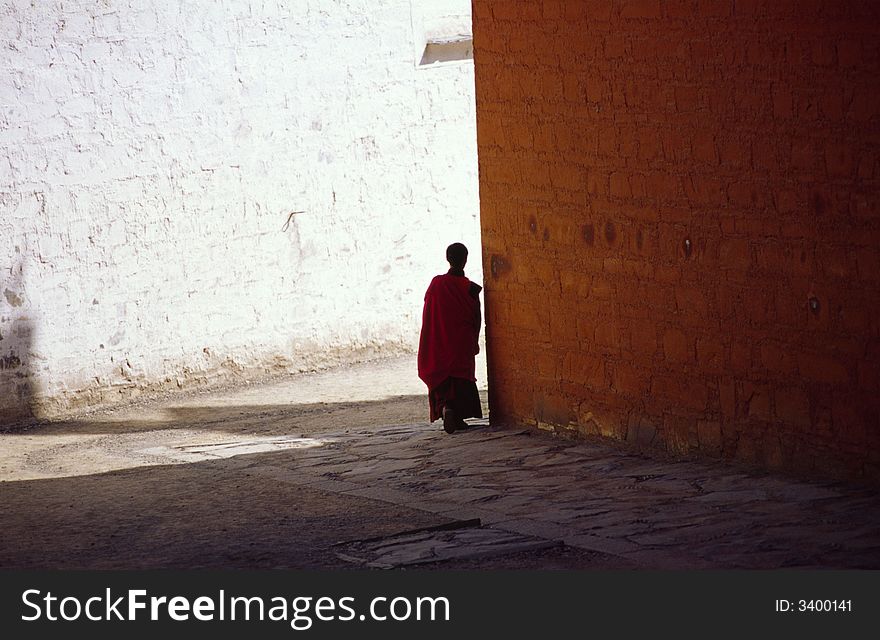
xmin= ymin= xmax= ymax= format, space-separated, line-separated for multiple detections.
xmin=472 ymin=0 xmax=880 ymax=481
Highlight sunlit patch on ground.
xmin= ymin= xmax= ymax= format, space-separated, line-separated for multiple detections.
xmin=140 ymin=435 xmax=335 ymax=462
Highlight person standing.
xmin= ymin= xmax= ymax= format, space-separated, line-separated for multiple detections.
xmin=417 ymin=242 xmax=483 ymax=433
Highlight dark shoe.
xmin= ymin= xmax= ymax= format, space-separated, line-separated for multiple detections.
xmin=442 ymin=407 xmax=457 ymax=434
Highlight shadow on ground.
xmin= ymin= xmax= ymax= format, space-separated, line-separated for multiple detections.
xmin=1 ymin=394 xmax=434 ymax=437
xmin=1 ymin=392 xmax=878 ymax=571
xmin=0 ymin=454 xmax=434 ymax=569
xmin=0 ymin=392 xmax=610 ymax=570
xmin=0 ymin=442 xmax=623 ymax=570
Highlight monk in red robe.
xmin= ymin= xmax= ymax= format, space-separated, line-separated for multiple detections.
xmin=418 ymin=242 xmax=483 ymax=433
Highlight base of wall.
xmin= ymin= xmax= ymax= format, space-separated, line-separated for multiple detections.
xmin=489 ymin=412 xmax=879 ymax=489
xmin=0 ymin=343 xmax=414 ymax=427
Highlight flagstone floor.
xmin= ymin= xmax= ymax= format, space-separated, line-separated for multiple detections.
xmin=1 ymin=355 xmax=878 ymax=569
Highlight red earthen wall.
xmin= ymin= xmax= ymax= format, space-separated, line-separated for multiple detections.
xmin=472 ymin=0 xmax=880 ymax=481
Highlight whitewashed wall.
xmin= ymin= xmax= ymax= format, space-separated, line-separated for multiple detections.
xmin=0 ymin=0 xmax=479 ymax=420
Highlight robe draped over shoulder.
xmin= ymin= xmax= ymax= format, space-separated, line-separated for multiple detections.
xmin=417 ymin=272 xmax=482 ymax=392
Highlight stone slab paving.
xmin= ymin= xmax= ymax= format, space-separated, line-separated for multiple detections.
xmin=335 ymin=523 xmax=560 ymax=568
xmin=146 ymin=420 xmax=880 ymax=569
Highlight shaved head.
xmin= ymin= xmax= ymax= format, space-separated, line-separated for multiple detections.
xmin=446 ymin=242 xmax=468 ymax=269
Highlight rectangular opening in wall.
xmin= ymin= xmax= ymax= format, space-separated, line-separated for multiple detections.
xmin=419 ymin=37 xmax=473 ymax=65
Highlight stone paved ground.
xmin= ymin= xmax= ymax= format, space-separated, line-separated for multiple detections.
xmin=2 ymin=355 xmax=879 ymax=569
xmin=147 ymin=420 xmax=880 ymax=569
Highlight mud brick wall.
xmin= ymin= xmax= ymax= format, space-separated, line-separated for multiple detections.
xmin=473 ymin=0 xmax=880 ymax=481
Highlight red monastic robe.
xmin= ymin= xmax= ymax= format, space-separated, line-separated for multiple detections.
xmin=417 ymin=272 xmax=482 ymax=392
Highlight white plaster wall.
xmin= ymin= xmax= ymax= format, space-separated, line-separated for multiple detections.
xmin=0 ymin=0 xmax=480 ymax=419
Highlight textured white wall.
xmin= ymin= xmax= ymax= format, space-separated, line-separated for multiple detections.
xmin=0 ymin=0 xmax=480 ymax=419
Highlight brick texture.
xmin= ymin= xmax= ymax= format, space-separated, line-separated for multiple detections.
xmin=473 ymin=0 xmax=880 ymax=482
